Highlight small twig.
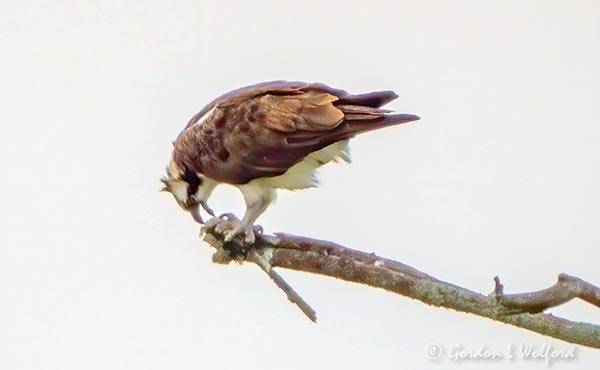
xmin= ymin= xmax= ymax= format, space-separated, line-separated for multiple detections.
xmin=199 ymin=217 xmax=600 ymax=349
xmin=247 ymin=249 xmax=317 ymax=322
xmin=201 ymin=217 xmax=317 ymax=322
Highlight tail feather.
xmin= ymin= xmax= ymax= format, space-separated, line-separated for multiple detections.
xmin=285 ymin=87 xmax=419 ymax=157
xmin=335 ymin=90 xmax=399 ymax=108
xmin=335 ymin=104 xmax=393 ymax=120
xmin=326 ymin=113 xmax=420 ymax=143
xmin=331 ymin=89 xmax=419 ymax=140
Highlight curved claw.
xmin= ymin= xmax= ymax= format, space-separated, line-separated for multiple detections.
xmin=244 ymin=230 xmax=256 ymax=244
xmin=218 ymin=212 xmax=237 ymax=220
xmin=221 ymin=222 xmax=256 ymax=245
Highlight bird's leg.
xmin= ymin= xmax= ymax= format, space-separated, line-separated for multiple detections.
xmin=223 ymin=200 xmax=268 ymax=244
xmin=223 ymin=186 xmax=276 ymax=244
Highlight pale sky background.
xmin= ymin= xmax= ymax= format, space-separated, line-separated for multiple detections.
xmin=1 ymin=0 xmax=600 ymax=369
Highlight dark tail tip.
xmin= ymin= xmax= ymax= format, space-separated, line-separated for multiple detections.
xmin=337 ymin=91 xmax=400 ymax=108
xmin=389 ymin=113 xmax=420 ymax=123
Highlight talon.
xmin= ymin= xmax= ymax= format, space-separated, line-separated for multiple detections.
xmin=215 ymin=217 xmax=239 ymax=235
xmin=244 ymin=229 xmax=256 ymax=244
xmin=219 ymin=213 xmax=237 ymax=220
xmin=202 ymin=217 xmax=221 ymax=230
xmin=221 ymin=223 xmax=256 ymax=245
xmin=223 ymin=225 xmax=243 ymax=242
xmin=253 ymin=224 xmax=264 ymax=236
xmin=216 ymin=223 xmax=233 ymax=236
xmin=215 ymin=223 xmax=226 ymax=234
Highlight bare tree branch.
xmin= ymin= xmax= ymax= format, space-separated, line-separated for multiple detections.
xmin=494 ymin=275 xmax=600 ymax=314
xmin=200 ymin=217 xmax=600 ymax=349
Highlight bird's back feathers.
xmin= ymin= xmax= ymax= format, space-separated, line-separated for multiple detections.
xmin=172 ymin=81 xmax=419 ymax=185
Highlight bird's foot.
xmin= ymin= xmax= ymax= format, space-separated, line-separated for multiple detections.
xmin=202 ymin=215 xmax=266 ymax=262
xmin=202 ymin=216 xmax=223 ymax=231
xmin=214 ymin=217 xmax=262 ymax=245
xmin=214 ymin=216 xmax=240 ymax=236
xmin=205 ymin=212 xmax=264 ymax=246
xmin=224 ymin=223 xmax=258 ymax=245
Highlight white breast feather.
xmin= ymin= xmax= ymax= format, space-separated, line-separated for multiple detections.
xmin=249 ymin=140 xmax=351 ymax=190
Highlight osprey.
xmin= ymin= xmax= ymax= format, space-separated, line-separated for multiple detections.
xmin=162 ymin=81 xmax=419 ymax=243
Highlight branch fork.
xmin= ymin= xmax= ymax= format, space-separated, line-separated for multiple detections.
xmin=199 ymin=216 xmax=600 ymax=349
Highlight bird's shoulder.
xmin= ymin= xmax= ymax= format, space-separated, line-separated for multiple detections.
xmin=184 ymin=80 xmax=348 ymax=133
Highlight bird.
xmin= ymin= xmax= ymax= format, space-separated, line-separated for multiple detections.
xmin=162 ymin=80 xmax=419 ymax=243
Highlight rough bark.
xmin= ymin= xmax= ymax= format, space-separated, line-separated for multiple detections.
xmin=200 ymin=217 xmax=600 ymax=349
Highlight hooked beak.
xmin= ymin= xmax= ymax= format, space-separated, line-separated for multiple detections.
xmin=200 ymin=200 xmax=215 ymax=217
xmin=189 ymin=200 xmax=215 ymax=225
xmin=190 ymin=204 xmax=204 ymax=224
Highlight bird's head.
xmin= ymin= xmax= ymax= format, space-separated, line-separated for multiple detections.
xmin=161 ymin=159 xmax=217 ymax=223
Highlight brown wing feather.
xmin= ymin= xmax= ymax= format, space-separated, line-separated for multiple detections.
xmin=182 ymin=81 xmax=310 ymax=133
xmin=257 ymin=91 xmax=344 ymax=132
xmin=172 ymin=81 xmax=418 ymax=184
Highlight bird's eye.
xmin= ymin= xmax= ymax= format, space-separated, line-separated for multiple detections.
xmin=183 ymin=166 xmax=202 ymax=197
